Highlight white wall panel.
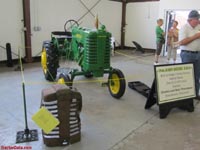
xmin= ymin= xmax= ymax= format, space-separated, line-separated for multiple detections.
xmin=0 ymin=0 xmax=121 ymax=61
xmin=2 ymin=0 xmax=200 ymax=61
xmin=126 ymin=2 xmax=159 ymax=49
xmin=30 ymin=0 xmax=121 ymax=57
xmin=0 ymin=0 xmax=23 ymax=61
xmin=159 ymin=0 xmax=200 ymax=17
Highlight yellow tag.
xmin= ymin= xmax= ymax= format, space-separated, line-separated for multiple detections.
xmin=32 ymin=107 xmax=60 ymax=134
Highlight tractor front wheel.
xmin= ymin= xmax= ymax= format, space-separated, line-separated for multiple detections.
xmin=57 ymin=73 xmax=73 ymax=87
xmin=108 ymin=69 xmax=126 ymax=99
xmin=41 ymin=42 xmax=59 ymax=81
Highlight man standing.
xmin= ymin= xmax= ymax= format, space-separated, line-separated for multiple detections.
xmin=167 ymin=20 xmax=179 ymax=63
xmin=155 ymin=18 xmax=165 ymax=65
xmin=179 ymin=10 xmax=200 ymax=99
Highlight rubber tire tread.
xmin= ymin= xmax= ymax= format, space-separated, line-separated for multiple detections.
xmin=108 ymin=69 xmax=126 ymax=99
xmin=44 ymin=42 xmax=59 ymax=81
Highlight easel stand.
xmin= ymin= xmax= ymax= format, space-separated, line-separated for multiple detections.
xmin=159 ymin=99 xmax=194 ymax=118
xmin=145 ymin=79 xmax=194 ymax=119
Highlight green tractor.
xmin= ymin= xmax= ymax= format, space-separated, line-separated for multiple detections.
xmin=41 ymin=20 xmax=126 ymax=99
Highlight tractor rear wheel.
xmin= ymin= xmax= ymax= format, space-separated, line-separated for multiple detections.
xmin=108 ymin=69 xmax=126 ymax=99
xmin=57 ymin=73 xmax=73 ymax=87
xmin=41 ymin=42 xmax=59 ymax=81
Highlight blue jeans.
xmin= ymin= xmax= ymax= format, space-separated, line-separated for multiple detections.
xmin=180 ymin=51 xmax=200 ymax=95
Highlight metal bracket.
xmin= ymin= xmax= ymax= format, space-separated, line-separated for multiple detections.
xmin=16 ymin=129 xmax=38 ymax=143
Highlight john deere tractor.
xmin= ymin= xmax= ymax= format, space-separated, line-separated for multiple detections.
xmin=41 ymin=20 xmax=126 ymax=99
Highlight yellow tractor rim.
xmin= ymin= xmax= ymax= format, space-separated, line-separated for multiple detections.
xmin=109 ymin=74 xmax=120 ymax=94
xmin=57 ymin=77 xmax=65 ymax=84
xmin=41 ymin=49 xmax=47 ymax=74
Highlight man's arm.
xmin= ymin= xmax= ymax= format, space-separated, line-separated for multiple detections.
xmin=179 ymin=32 xmax=200 ymax=45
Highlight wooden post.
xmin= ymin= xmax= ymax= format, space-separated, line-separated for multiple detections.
xmin=22 ymin=0 xmax=33 ymax=63
xmin=121 ymin=0 xmax=126 ymax=49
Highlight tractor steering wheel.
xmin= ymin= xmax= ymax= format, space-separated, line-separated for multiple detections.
xmin=64 ymin=19 xmax=79 ymax=32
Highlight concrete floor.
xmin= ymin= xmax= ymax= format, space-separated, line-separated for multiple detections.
xmin=0 ymin=50 xmax=200 ymax=150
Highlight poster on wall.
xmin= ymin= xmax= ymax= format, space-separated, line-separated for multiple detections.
xmin=155 ymin=63 xmax=196 ymax=105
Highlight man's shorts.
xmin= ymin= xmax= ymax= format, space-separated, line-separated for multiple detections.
xmin=156 ymin=42 xmax=163 ymax=55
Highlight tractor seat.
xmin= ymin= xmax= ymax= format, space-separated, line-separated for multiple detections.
xmin=52 ymin=31 xmax=72 ymax=36
xmin=51 ymin=31 xmax=72 ymax=42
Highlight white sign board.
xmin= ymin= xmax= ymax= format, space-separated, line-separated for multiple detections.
xmin=155 ymin=63 xmax=196 ymax=104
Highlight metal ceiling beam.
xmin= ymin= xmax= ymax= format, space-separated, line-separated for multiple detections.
xmin=109 ymin=0 xmax=123 ymax=2
xmin=109 ymin=0 xmax=159 ymax=2
xmin=127 ymin=0 xmax=159 ymax=2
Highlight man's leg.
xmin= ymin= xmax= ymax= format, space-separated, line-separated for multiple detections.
xmin=155 ymin=42 xmax=162 ymax=63
xmin=195 ymin=53 xmax=200 ymax=96
xmin=172 ymin=48 xmax=177 ymax=63
xmin=181 ymin=52 xmax=199 ymax=95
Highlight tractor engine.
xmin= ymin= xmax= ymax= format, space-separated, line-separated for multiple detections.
xmin=70 ymin=25 xmax=111 ymax=77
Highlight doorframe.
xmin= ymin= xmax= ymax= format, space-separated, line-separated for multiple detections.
xmin=162 ymin=9 xmax=194 ymax=56
xmin=162 ymin=10 xmax=176 ymax=56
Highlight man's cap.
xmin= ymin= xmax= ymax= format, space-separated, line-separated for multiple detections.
xmin=188 ymin=10 xmax=200 ymax=19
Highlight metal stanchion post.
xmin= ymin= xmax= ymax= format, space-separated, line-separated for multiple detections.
xmin=16 ymin=51 xmax=38 ymax=143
